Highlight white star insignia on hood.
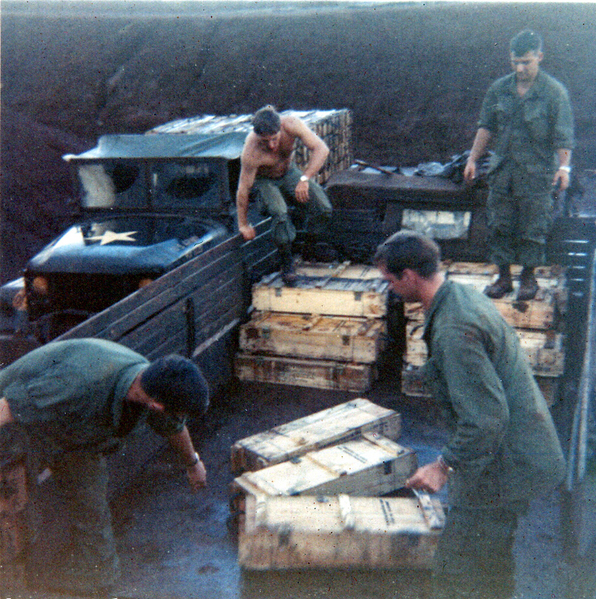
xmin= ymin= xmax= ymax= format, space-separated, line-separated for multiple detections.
xmin=88 ymin=230 xmax=138 ymax=245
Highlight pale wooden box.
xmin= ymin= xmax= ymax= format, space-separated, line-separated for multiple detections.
xmin=400 ymin=364 xmax=560 ymax=406
xmin=239 ymin=312 xmax=386 ymax=364
xmin=230 ymin=397 xmax=401 ymax=473
xmin=235 ymin=353 xmax=376 ymax=393
xmin=239 ymin=493 xmax=444 ymax=570
xmin=232 ymin=432 xmax=416 ymax=503
xmin=405 ymin=262 xmax=567 ymax=331
xmin=251 ymin=262 xmax=389 ymax=318
xmin=405 ymin=322 xmax=565 ymax=376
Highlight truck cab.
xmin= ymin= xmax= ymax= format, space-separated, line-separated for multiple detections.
xmin=24 ymin=131 xmax=246 ymax=340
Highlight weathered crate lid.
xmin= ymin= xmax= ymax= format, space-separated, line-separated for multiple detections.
xmin=230 ymin=397 xmax=401 ymax=472
xmin=252 ymin=262 xmax=389 ymax=318
xmin=233 ymin=432 xmax=417 ymax=498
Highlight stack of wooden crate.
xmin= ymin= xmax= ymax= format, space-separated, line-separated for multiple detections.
xmin=401 ymin=262 xmax=567 ymax=405
xmin=150 ymin=108 xmax=353 ymax=185
xmin=230 ymin=398 xmax=445 ymax=571
xmin=234 ymin=262 xmax=390 ymax=392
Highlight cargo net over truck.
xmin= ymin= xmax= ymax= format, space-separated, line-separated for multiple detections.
xmin=150 ymin=109 xmax=353 ymax=185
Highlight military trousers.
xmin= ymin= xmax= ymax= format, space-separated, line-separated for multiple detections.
xmin=432 ymin=506 xmax=520 ymax=599
xmin=251 ymin=164 xmax=332 ymax=248
xmin=487 ymin=161 xmax=554 ymax=268
xmin=51 ymin=451 xmax=121 ymax=587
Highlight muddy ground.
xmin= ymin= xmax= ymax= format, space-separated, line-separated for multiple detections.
xmin=1 ymin=1 xmax=596 ymax=283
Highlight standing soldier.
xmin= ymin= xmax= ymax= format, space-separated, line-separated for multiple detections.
xmin=464 ymin=29 xmax=574 ymax=300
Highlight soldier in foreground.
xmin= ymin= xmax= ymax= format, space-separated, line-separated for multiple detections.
xmin=464 ymin=29 xmax=574 ymax=301
xmin=375 ymin=231 xmax=565 ymax=599
xmin=0 ymin=338 xmax=209 ymax=596
xmin=236 ymin=105 xmax=333 ymax=284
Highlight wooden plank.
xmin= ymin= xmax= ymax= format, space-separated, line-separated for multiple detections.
xmin=404 ymin=322 xmax=565 ymax=376
xmin=252 ymin=263 xmax=389 ymax=318
xmin=235 ymin=353 xmax=376 ymax=393
xmin=231 ymin=398 xmax=401 ymax=473
xmin=239 ymin=493 xmax=444 ymax=570
xmin=239 ymin=313 xmax=386 ymax=364
xmin=232 ymin=433 xmax=416 ymax=504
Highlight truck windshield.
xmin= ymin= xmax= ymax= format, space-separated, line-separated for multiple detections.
xmin=77 ymin=160 xmax=226 ymax=212
xmin=151 ymin=161 xmax=223 ymax=212
xmin=78 ymin=161 xmax=147 ymax=209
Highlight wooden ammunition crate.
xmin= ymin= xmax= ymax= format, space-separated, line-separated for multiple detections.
xmin=231 ymin=398 xmax=401 ymax=473
xmin=232 ymin=433 xmax=416 ymax=507
xmin=405 ymin=322 xmax=565 ymax=376
xmin=235 ymin=353 xmax=376 ymax=393
xmin=400 ymin=364 xmax=560 ymax=406
xmin=239 ymin=312 xmax=386 ymax=364
xmin=251 ymin=263 xmax=389 ymax=318
xmin=239 ymin=493 xmax=444 ymax=570
xmin=405 ymin=263 xmax=566 ymax=331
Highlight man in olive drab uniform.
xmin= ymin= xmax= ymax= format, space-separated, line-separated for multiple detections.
xmin=464 ymin=29 xmax=574 ymax=300
xmin=236 ymin=105 xmax=333 ymax=284
xmin=374 ymin=231 xmax=565 ymax=599
xmin=0 ymin=338 xmax=210 ymax=596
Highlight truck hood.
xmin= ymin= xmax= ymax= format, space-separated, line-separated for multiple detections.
xmin=27 ymin=215 xmax=229 ymax=275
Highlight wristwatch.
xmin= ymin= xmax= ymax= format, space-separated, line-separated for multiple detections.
xmin=437 ymin=455 xmax=455 ymax=475
xmin=299 ymin=175 xmax=309 ymax=183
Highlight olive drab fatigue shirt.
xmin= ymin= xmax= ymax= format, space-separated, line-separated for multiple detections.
xmin=478 ymin=69 xmax=574 ymax=176
xmin=422 ymin=281 xmax=565 ymax=509
xmin=0 ymin=338 xmax=185 ymax=463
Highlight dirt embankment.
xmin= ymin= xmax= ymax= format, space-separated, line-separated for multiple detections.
xmin=2 ymin=1 xmax=595 ymax=282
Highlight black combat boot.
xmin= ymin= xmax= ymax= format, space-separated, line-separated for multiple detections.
xmin=484 ymin=264 xmax=513 ymax=299
xmin=517 ymin=266 xmax=539 ymax=301
xmin=279 ymin=244 xmax=297 ymax=286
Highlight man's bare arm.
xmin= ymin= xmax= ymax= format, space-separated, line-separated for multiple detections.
xmin=554 ymin=148 xmax=572 ymax=190
xmin=284 ymin=116 xmax=330 ymax=178
xmin=167 ymin=425 xmax=207 ymax=492
xmin=464 ymin=127 xmax=492 ymax=182
xmin=236 ymin=158 xmax=258 ymax=240
xmin=284 ymin=116 xmax=329 ymax=203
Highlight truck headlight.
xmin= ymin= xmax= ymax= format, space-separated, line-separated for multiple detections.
xmin=138 ymin=278 xmax=154 ymax=289
xmin=32 ymin=276 xmax=49 ymax=295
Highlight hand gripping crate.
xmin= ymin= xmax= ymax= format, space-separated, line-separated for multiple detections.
xmin=231 ymin=433 xmax=417 ymax=515
xmin=230 ymin=398 xmax=401 ymax=473
xmin=238 ymin=493 xmax=445 ymax=570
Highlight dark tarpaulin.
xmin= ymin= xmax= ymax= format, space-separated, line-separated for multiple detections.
xmin=63 ymin=131 xmax=248 ymax=162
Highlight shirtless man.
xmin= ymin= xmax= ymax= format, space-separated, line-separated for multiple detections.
xmin=236 ymin=106 xmax=333 ymax=283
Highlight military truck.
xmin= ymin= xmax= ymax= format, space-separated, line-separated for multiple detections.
xmin=1 ymin=110 xmax=352 ymax=344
